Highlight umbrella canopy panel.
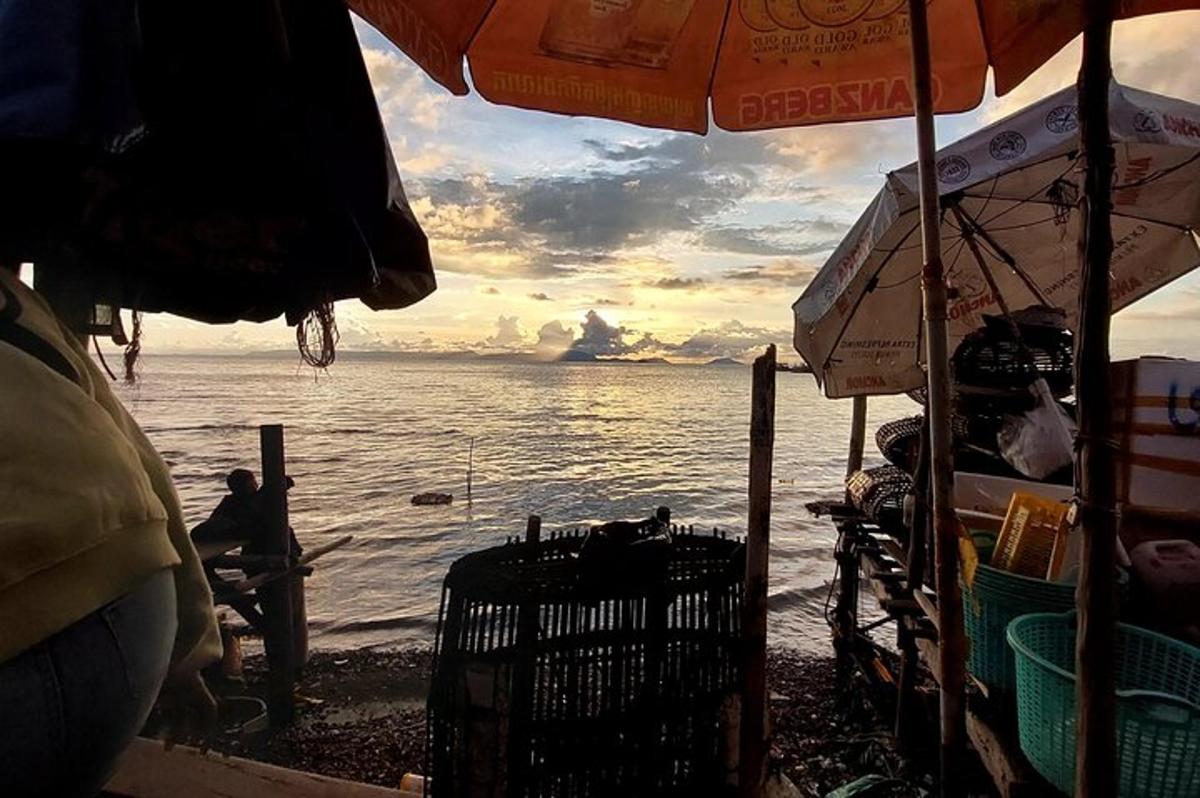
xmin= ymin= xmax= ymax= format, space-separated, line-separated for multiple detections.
xmin=349 ymin=0 xmax=990 ymax=133
xmin=793 ymin=81 xmax=1200 ymax=398
xmin=349 ymin=1 xmax=1198 ymax=134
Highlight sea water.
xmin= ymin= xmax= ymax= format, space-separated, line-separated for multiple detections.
xmin=118 ymin=355 xmax=914 ymax=653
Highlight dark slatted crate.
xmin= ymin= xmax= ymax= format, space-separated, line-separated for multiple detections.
xmin=426 ymin=523 xmax=745 ymax=797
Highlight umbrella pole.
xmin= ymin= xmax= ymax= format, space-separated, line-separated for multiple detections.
xmin=1074 ymin=4 xmax=1119 ymax=797
xmin=906 ymin=1 xmax=965 ymax=793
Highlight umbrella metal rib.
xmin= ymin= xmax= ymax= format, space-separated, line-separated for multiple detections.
xmin=950 ymin=202 xmax=1052 ymax=306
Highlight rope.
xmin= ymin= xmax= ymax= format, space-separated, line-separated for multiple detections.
xmin=92 ymin=335 xmax=118 ymax=381
xmin=123 ymin=310 xmax=142 ymax=384
xmin=296 ymin=300 xmax=338 ymax=368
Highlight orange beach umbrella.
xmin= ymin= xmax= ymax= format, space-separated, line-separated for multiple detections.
xmin=348 ymin=0 xmax=1194 ymax=133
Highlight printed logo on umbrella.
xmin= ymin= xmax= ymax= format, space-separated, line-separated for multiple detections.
xmin=1045 ymin=104 xmax=1079 ymax=134
xmin=989 ymin=131 xmax=1027 ymax=161
xmin=937 ymin=155 xmax=971 ymax=184
xmin=740 ymin=0 xmax=913 ymax=31
xmin=1134 ymin=110 xmax=1163 ymax=134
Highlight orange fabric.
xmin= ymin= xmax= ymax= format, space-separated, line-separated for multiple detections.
xmin=468 ymin=0 xmax=726 ymax=133
xmin=984 ymin=1 xmax=1200 ymax=97
xmin=711 ymin=0 xmax=987 ymax=131
xmin=350 ymin=0 xmax=1200 ymax=132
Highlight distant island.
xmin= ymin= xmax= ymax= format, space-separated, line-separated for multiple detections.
xmin=192 ymin=349 xmax=783 ymax=367
xmin=775 ymin=361 xmax=812 ymax=373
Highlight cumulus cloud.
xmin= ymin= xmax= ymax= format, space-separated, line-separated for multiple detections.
xmin=486 ymin=315 xmax=526 ymax=349
xmin=361 ymin=48 xmax=447 ymax=132
xmin=663 ymin=321 xmax=790 ymax=361
xmin=480 ymin=286 xmax=501 ymax=295
xmin=528 ymin=292 xmax=553 ymax=301
xmin=536 ymin=320 xmax=575 ymax=354
xmin=337 ymin=315 xmax=389 ymax=350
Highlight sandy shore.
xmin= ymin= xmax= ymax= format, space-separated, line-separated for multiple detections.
xmin=190 ymin=647 xmax=931 ymax=796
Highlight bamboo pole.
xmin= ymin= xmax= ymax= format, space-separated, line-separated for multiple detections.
xmin=1074 ymin=4 xmax=1119 ymax=796
xmin=259 ymin=424 xmax=296 ymax=725
xmin=739 ymin=344 xmax=776 ymax=798
xmin=905 ymin=2 xmax=965 ymax=793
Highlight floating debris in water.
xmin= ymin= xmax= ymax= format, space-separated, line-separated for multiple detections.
xmin=412 ymin=492 xmax=453 ymax=506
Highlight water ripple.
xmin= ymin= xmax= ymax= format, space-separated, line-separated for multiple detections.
xmin=119 ymin=357 xmax=915 ymax=654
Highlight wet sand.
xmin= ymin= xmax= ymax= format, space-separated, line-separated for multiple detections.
xmin=192 ymin=648 xmax=933 ymax=796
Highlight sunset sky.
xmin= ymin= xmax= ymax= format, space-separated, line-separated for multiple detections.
xmin=134 ymin=11 xmax=1200 ymax=362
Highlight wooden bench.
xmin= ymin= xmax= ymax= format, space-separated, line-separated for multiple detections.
xmin=104 ymin=738 xmax=419 ymax=798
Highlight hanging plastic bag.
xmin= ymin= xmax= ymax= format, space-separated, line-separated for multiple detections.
xmin=997 ymin=379 xmax=1077 ymax=479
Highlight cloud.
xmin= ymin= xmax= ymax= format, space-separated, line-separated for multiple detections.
xmin=337 ymin=315 xmax=389 ymax=350
xmin=593 ymin=297 xmax=625 ymax=306
xmin=662 ymin=320 xmax=790 ymax=361
xmin=697 ymin=219 xmax=848 ymax=257
xmin=480 ymin=286 xmax=501 ymax=295
xmin=486 ymin=315 xmax=526 ymax=349
xmin=361 ymin=48 xmax=447 ymax=132
xmin=536 ymin=320 xmax=575 ymax=354
xmin=528 ymin=292 xmax=553 ymax=301
xmin=723 ymin=259 xmax=820 ymax=287
xmin=643 ymin=277 xmax=707 ymax=291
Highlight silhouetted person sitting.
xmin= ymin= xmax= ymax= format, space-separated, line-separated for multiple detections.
xmin=190 ymin=468 xmax=260 ymax=549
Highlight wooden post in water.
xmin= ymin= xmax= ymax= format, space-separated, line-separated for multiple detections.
xmin=845 ymin=396 xmax=868 ymax=494
xmin=905 ymin=2 xmax=965 ymax=792
xmin=740 ymin=344 xmax=776 ymax=798
xmin=259 ymin=424 xmax=296 ymax=725
xmin=1075 ymin=4 xmax=1119 ymax=796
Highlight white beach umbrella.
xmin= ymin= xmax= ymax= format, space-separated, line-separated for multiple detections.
xmin=793 ymin=81 xmax=1200 ymax=398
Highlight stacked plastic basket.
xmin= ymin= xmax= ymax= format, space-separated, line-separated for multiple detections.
xmin=1007 ymin=612 xmax=1200 ymax=796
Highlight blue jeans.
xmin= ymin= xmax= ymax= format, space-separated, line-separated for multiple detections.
xmin=0 ymin=569 xmax=176 ymax=797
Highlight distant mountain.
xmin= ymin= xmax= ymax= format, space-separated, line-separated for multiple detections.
xmin=705 ymin=357 xmax=744 ymax=367
xmin=617 ymin=356 xmax=671 ymax=365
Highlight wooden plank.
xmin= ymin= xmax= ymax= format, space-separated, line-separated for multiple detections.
xmin=195 ymin=537 xmax=251 ymax=563
xmin=913 ymin=590 xmax=939 ymax=630
xmin=105 ymin=738 xmax=417 ymax=798
xmin=740 ymin=344 xmax=776 ymax=798
xmin=966 ymin=709 xmax=1056 ymax=798
xmin=218 ymin=536 xmax=353 ymax=596
xmin=880 ymin=538 xmax=909 ymax=569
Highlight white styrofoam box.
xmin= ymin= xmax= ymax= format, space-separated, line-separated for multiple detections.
xmin=1112 ymin=357 xmax=1200 ymax=513
xmin=954 ymin=472 xmax=1072 ymax=518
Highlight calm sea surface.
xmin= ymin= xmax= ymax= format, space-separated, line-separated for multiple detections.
xmin=117 ymin=355 xmax=914 ymax=654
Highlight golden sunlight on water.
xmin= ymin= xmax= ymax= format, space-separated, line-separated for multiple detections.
xmin=119 ymin=355 xmax=914 ymax=653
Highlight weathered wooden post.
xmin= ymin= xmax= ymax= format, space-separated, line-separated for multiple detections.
xmin=906 ymin=2 xmax=966 ymax=792
xmin=259 ymin=424 xmax=296 ymax=725
xmin=1075 ymin=3 xmax=1119 ymax=796
xmin=740 ymin=344 xmax=776 ymax=797
xmin=846 ymin=395 xmax=868 ymax=484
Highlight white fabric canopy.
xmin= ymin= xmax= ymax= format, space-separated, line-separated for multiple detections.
xmin=793 ymin=81 xmax=1200 ymax=398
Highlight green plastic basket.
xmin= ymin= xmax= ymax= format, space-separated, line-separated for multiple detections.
xmin=1008 ymin=612 xmax=1200 ymax=797
xmin=962 ymin=564 xmax=1076 ymax=696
